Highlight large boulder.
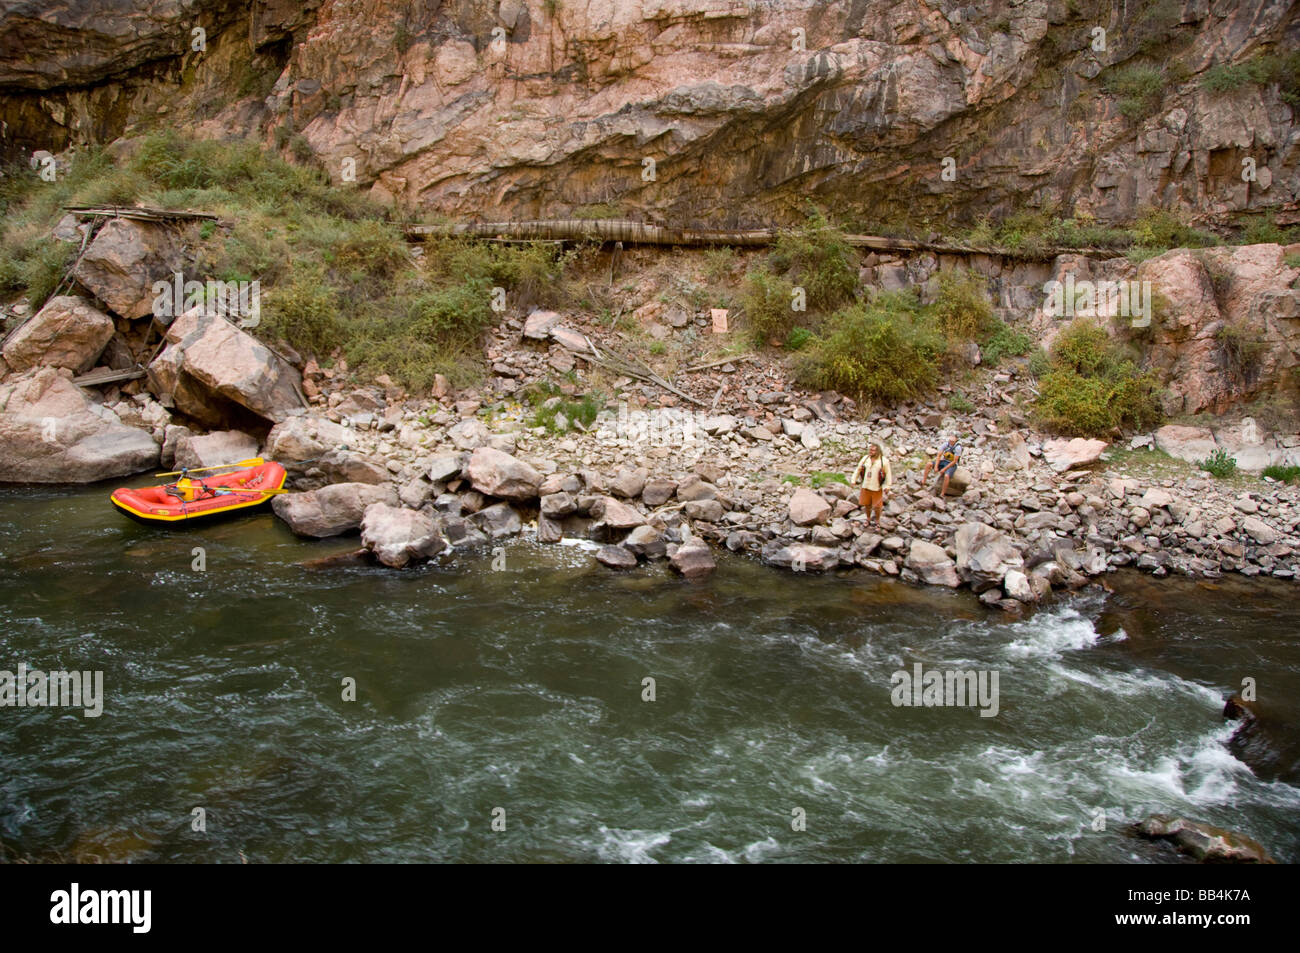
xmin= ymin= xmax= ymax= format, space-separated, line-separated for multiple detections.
xmin=590 ymin=495 xmax=646 ymax=531
xmin=954 ymin=522 xmax=1024 ymax=592
xmin=272 ymin=482 xmax=398 ymax=537
xmin=1154 ymin=424 xmax=1218 ymax=464
xmin=470 ymin=501 xmax=523 ymax=538
xmin=0 ymin=368 xmax=159 ymax=482
xmin=1042 ymin=437 xmax=1107 ymax=472
xmin=360 ymin=503 xmax=445 ymax=568
xmin=426 ymin=453 xmax=464 ymax=484
xmin=1002 ymin=569 xmax=1035 ymax=602
xmin=624 ymin=524 xmax=666 ymax=559
xmin=788 ymin=486 xmax=832 ymax=525
xmin=670 ymin=539 xmax=716 ymax=580
xmin=522 ymin=309 xmax=562 ymax=340
xmin=1240 ymin=516 xmax=1278 ymax=545
xmin=1004 ymin=431 xmax=1031 ymax=472
xmin=540 ymin=491 xmax=577 ymax=518
xmin=171 ymin=430 xmax=260 ymax=469
xmin=72 ymin=219 xmax=183 ymax=319
xmin=904 ymin=540 xmax=961 ymax=587
xmin=609 ymin=467 xmax=649 ymax=499
xmin=2 ymin=296 xmax=115 ymax=373
xmin=264 ymin=415 xmax=352 ymax=465
xmin=940 ymin=465 xmax=972 ymax=495
xmin=148 ymin=308 xmax=303 ymax=424
xmin=318 ymin=449 xmax=389 ymax=485
xmin=762 ymin=542 xmax=840 ymax=572
xmin=466 ymin=446 xmax=542 ymax=500
xmin=596 ymin=544 xmax=637 ymax=569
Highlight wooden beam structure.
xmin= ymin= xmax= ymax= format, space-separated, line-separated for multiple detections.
xmin=64 ymin=205 xmax=220 ymax=223
xmin=404 ymin=218 xmax=1118 ymax=260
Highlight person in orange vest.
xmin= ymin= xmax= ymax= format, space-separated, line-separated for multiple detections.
xmin=851 ymin=441 xmax=892 ymax=529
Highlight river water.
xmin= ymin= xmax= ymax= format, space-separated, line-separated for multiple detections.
xmin=1 ymin=484 xmax=1297 ymax=864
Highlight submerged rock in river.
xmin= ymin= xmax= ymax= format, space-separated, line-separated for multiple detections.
xmin=1132 ymin=814 xmax=1276 ymax=864
xmin=360 ymin=502 xmax=445 ymax=568
xmin=273 ymin=482 xmax=398 ymax=538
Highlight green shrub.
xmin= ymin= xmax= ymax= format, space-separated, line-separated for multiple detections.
xmin=1104 ymin=64 xmax=1166 ymax=119
xmin=981 ymin=320 xmax=1034 ymax=366
xmin=808 ymin=471 xmax=848 ymax=489
xmin=1200 ymin=52 xmax=1300 ymax=103
xmin=325 ymin=219 xmax=410 ymax=286
xmin=1216 ymin=319 xmax=1264 ymax=382
xmin=795 ymin=301 xmax=943 ymax=403
xmin=768 ymin=209 xmax=858 ymax=313
xmin=1132 ymin=207 xmax=1217 ymax=250
xmin=1202 ymin=57 xmax=1276 ymax=92
xmin=949 ymin=392 xmax=974 ymax=413
xmin=1262 ymin=464 xmax=1300 ymax=484
xmin=523 ymin=382 xmax=603 ymax=433
xmin=702 ymin=246 xmax=736 ymax=283
xmin=786 ymin=326 xmax=812 ymax=350
xmin=1239 ymin=214 xmax=1299 ymax=246
xmin=739 ymin=265 xmax=797 ymax=344
xmin=261 ymin=267 xmax=347 ymax=357
xmin=1026 ymin=346 xmax=1052 ymax=378
xmin=1198 ymin=448 xmax=1238 ymax=479
xmin=1033 ymin=320 xmax=1164 ymax=435
xmin=932 ymin=269 xmax=994 ymax=341
xmin=345 ymin=278 xmax=495 ymax=390
xmin=1263 ymin=462 xmax=1300 ymax=483
xmin=1286 ymin=253 xmax=1300 ymax=269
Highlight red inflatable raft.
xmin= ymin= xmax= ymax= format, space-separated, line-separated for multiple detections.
xmin=110 ymin=458 xmax=287 ymax=525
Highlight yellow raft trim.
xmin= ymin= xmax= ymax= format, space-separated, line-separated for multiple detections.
xmin=109 ymin=489 xmax=281 ymax=523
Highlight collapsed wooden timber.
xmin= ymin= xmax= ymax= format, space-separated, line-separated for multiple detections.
xmin=573 ymin=332 xmax=707 ymax=407
xmin=405 ymin=218 xmax=1116 ymax=260
xmin=72 ymin=366 xmax=147 ymax=387
xmin=64 ymin=205 xmax=220 ymax=223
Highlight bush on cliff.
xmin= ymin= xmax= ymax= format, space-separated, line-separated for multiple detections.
xmin=794 ymin=295 xmax=942 ymax=403
xmin=740 ymin=209 xmax=858 ymax=341
xmin=739 ymin=266 xmax=797 ymax=344
xmin=1033 ymin=320 xmax=1164 ymax=436
xmin=1 ymin=131 xmax=577 ymax=390
xmin=768 ymin=210 xmax=858 ymax=311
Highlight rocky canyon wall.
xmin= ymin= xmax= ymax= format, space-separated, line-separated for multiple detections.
xmin=1 ymin=0 xmax=1297 ymax=228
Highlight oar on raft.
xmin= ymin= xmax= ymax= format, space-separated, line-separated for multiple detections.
xmin=154 ymin=457 xmax=265 ymax=478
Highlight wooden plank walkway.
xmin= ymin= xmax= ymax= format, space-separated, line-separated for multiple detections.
xmin=404 ymin=219 xmax=1117 ymax=260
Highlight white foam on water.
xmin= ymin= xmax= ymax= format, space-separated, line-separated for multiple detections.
xmin=593 ymin=825 xmax=672 ymax=864
xmin=1003 ymin=606 xmax=1100 ymax=659
xmin=1102 ymin=721 xmax=1251 ymax=806
xmin=741 ymin=837 xmax=782 ymax=863
xmin=1046 ymin=662 xmax=1221 ymax=703
xmin=683 ymin=843 xmax=738 ymax=864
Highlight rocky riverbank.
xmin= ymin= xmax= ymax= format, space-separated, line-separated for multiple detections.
xmin=2 ymin=216 xmax=1298 ymax=607
xmin=258 ymin=382 xmax=1300 ymax=609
